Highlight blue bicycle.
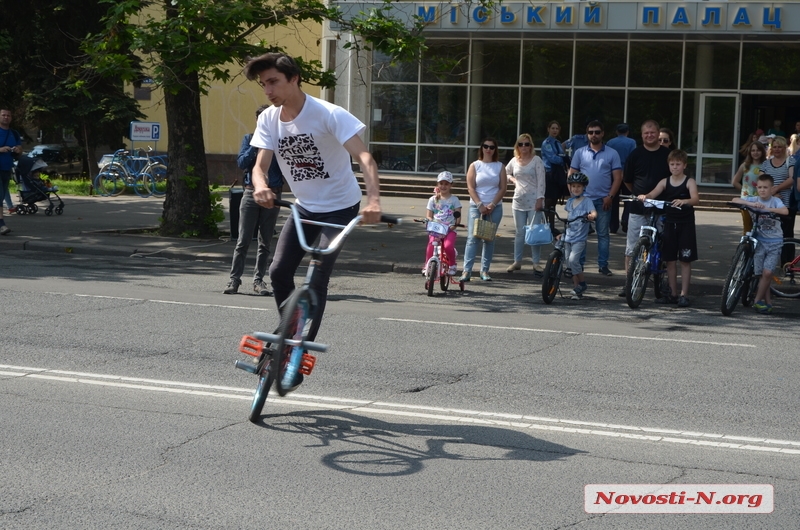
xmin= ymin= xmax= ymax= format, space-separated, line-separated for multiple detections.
xmin=235 ymin=200 xmax=401 ymax=423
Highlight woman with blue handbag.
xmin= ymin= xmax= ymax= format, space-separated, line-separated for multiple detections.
xmin=506 ymin=133 xmax=546 ymax=275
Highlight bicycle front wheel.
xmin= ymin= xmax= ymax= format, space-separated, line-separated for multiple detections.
xmin=94 ymin=164 xmax=126 ymax=196
xmin=625 ymin=238 xmax=650 ymax=309
xmin=426 ymin=260 xmax=438 ymax=297
xmin=541 ymin=249 xmax=563 ymax=304
xmin=274 ymin=289 xmax=314 ymax=397
xmin=145 ymin=163 xmax=167 ymax=196
xmin=720 ymin=243 xmax=751 ymax=315
xmin=770 ymin=238 xmax=800 ymax=298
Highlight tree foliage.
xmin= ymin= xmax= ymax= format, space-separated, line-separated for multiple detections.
xmin=83 ymin=0 xmax=430 ymax=237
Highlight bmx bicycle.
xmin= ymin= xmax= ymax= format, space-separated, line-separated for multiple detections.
xmin=620 ymin=196 xmax=676 ymax=308
xmin=541 ymin=209 xmax=590 ymax=304
xmin=721 ymin=202 xmax=784 ymax=315
xmin=234 ymin=200 xmax=401 ymax=423
xmin=414 ymin=218 xmax=465 ymax=296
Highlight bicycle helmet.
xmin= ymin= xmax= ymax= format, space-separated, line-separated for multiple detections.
xmin=567 ymin=172 xmax=589 ymax=185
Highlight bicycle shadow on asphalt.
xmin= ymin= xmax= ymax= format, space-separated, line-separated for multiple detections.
xmin=253 ymin=409 xmax=583 ymax=477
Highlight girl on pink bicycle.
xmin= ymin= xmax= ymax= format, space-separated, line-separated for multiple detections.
xmin=424 ymin=171 xmax=462 ymax=276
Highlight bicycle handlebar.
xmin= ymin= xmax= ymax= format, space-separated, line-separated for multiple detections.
xmin=413 ymin=218 xmax=465 ymax=228
xmin=726 ymin=201 xmax=780 ymax=219
xmin=546 ymin=208 xmax=590 ymax=224
xmin=619 ymin=195 xmax=680 ymax=209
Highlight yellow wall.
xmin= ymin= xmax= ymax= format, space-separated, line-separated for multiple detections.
xmin=128 ymin=21 xmax=322 ymax=156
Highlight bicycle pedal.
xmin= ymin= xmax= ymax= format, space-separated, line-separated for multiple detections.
xmin=299 ymin=353 xmax=317 ymax=375
xmin=239 ymin=335 xmax=264 ymax=357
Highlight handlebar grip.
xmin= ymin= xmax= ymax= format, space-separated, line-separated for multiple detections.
xmin=274 ymin=199 xmax=293 ymax=208
xmin=380 ymin=215 xmax=402 ymax=225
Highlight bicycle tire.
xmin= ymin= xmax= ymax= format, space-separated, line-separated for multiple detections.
xmin=133 ymin=174 xmax=152 ymax=197
xmin=625 ymin=238 xmax=650 ymax=309
xmin=145 ymin=163 xmax=167 ymax=196
xmin=770 ymin=238 xmax=800 ymax=298
xmin=248 ymin=356 xmax=275 ymax=423
xmin=541 ymin=249 xmax=563 ymax=304
xmin=652 ymin=256 xmax=669 ymax=300
xmin=274 ymin=289 xmax=314 ymax=397
xmin=94 ymin=164 xmax=126 ymax=196
xmin=720 ymin=243 xmax=750 ymax=316
xmin=427 ymin=260 xmax=437 ymax=297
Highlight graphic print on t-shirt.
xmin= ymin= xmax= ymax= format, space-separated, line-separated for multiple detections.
xmin=278 ymin=133 xmax=330 ymax=182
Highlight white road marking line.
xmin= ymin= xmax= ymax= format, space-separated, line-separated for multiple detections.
xmin=379 ymin=318 xmax=756 ymax=348
xmin=2 ymin=364 xmax=795 ymax=455
xmin=65 ymin=292 xmax=271 ymax=311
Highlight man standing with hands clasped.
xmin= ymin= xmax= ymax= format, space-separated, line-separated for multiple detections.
xmin=568 ymin=120 xmax=623 ymax=277
xmin=243 ymin=52 xmax=383 ymax=349
xmin=620 ymin=119 xmax=671 ymax=297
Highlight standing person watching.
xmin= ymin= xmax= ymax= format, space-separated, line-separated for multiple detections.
xmin=732 ymin=140 xmax=767 ymax=235
xmin=460 ymin=137 xmax=507 ymax=282
xmin=658 ymin=128 xmax=676 ymax=150
xmin=620 ymin=119 xmax=671 ymax=295
xmin=540 ymin=120 xmax=568 ymax=233
xmin=606 ymin=123 xmax=637 ymax=233
xmin=506 ymin=133 xmax=545 ymax=274
xmin=568 ymin=120 xmax=623 ymax=277
xmin=224 ymin=104 xmax=284 ymax=296
xmin=0 ymin=107 xmax=21 ymax=235
xmin=759 ymin=136 xmax=796 ymax=271
xmin=244 ymin=52 xmax=383 ymax=348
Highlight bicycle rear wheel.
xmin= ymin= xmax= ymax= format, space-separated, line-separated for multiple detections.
xmin=133 ymin=174 xmax=152 ymax=197
xmin=541 ymin=249 xmax=563 ymax=304
xmin=274 ymin=289 xmax=314 ymax=397
xmin=720 ymin=243 xmax=751 ymax=315
xmin=652 ymin=252 xmax=669 ymax=300
xmin=145 ymin=163 xmax=167 ymax=196
xmin=625 ymin=238 xmax=650 ymax=309
xmin=770 ymin=238 xmax=800 ymax=298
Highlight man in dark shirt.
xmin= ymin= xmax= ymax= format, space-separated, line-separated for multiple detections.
xmin=622 ymin=119 xmax=671 ymax=293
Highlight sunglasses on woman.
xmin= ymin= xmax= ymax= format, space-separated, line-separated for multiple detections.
xmin=517 ymin=142 xmax=531 ymax=147
xmin=482 ymin=144 xmax=496 ymax=150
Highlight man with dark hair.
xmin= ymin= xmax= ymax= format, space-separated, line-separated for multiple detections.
xmin=568 ymin=120 xmax=623 ymax=276
xmin=224 ymin=104 xmax=284 ymax=296
xmin=619 ymin=119 xmax=671 ymax=296
xmin=243 ymin=52 xmax=382 ymax=348
xmin=0 ymin=108 xmax=22 ymax=235
xmin=606 ymin=123 xmax=637 ymax=233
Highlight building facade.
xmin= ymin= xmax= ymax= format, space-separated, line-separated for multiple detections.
xmin=330 ymin=1 xmax=800 ymax=186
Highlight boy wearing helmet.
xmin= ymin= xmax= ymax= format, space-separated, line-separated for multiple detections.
xmin=562 ymin=172 xmax=597 ymax=299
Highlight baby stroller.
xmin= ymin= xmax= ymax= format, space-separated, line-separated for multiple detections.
xmin=13 ymin=157 xmax=64 ymax=216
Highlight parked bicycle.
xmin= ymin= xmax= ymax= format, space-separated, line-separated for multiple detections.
xmin=771 ymin=238 xmax=800 ymax=298
xmin=620 ymin=196 xmax=675 ymax=308
xmin=720 ymin=202 xmax=779 ymax=315
xmin=94 ymin=147 xmax=166 ymax=197
xmin=541 ymin=208 xmax=590 ymax=304
xmin=414 ymin=218 xmax=465 ymax=296
xmin=234 ymin=200 xmax=402 ymax=423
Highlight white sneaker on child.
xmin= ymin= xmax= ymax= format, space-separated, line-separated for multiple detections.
xmin=448 ymin=265 xmax=457 ymax=276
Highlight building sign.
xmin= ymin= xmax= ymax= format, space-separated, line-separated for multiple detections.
xmin=130 ymin=121 xmax=161 ymax=142
xmin=333 ymin=2 xmax=796 ymax=34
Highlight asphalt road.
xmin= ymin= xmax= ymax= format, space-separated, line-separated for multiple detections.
xmin=1 ymin=251 xmax=798 ymax=529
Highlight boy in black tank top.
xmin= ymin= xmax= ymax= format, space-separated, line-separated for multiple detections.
xmin=638 ymin=150 xmax=700 ymax=307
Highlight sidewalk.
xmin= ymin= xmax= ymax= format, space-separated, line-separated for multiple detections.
xmin=0 ymin=193 xmax=754 ymax=294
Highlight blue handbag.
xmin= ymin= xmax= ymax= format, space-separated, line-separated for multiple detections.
xmin=524 ymin=211 xmax=553 ymax=246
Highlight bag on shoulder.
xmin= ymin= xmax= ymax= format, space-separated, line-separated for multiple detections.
xmin=524 ymin=211 xmax=553 ymax=246
xmin=473 ymin=214 xmax=497 ymax=241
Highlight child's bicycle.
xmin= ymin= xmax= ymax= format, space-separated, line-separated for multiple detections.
xmin=541 ymin=208 xmax=590 ymax=304
xmin=414 ymin=218 xmax=465 ymax=296
xmin=720 ymin=202 xmax=779 ymax=315
xmin=770 ymin=239 xmax=800 ymax=299
xmin=620 ymin=196 xmax=676 ymax=308
xmin=234 ymin=200 xmax=401 ymax=423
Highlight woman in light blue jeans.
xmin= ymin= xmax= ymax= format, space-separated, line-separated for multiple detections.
xmin=460 ymin=137 xmax=508 ymax=281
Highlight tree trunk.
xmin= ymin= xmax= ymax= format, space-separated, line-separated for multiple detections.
xmin=160 ymin=70 xmax=213 ymax=237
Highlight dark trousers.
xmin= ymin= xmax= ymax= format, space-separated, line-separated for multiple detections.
xmin=780 ymin=205 xmax=797 ymax=269
xmin=269 ymin=201 xmax=359 ymax=341
xmin=229 ymin=189 xmax=281 ymax=283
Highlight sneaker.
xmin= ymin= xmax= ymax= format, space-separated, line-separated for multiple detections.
xmin=677 ymin=295 xmax=690 ymax=307
xmin=0 ymin=225 xmax=10 ymax=236
xmin=571 ymin=289 xmax=583 ymax=300
xmin=480 ymin=271 xmax=492 ymax=281
xmin=448 ymin=265 xmax=457 ymax=276
xmin=223 ymin=279 xmax=241 ymax=294
xmin=753 ymin=300 xmax=772 ymax=314
xmin=506 ymin=262 xmax=522 ymax=272
xmin=459 ymin=271 xmax=472 ymax=282
xmin=655 ymin=295 xmax=678 ymax=304
xmin=598 ymin=266 xmax=613 ymax=276
xmin=253 ymin=280 xmax=272 ymax=296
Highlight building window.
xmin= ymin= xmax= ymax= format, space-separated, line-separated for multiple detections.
xmin=626 ymin=90 xmax=681 ymax=137
xmin=370 ymin=85 xmax=417 ymax=143
xmin=520 ymin=88 xmax=571 ymax=143
xmin=741 ymin=43 xmax=800 ymax=91
xmin=572 ymin=89 xmax=624 ymax=134
xmin=574 ymin=41 xmax=627 ymax=87
xmin=628 ymin=42 xmax=682 ymax=88
xmin=522 ymin=41 xmax=573 ymax=86
xmin=683 ymin=42 xmax=739 ymax=90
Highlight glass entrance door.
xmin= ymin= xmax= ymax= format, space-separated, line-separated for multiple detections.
xmin=696 ymin=94 xmax=739 ymax=185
